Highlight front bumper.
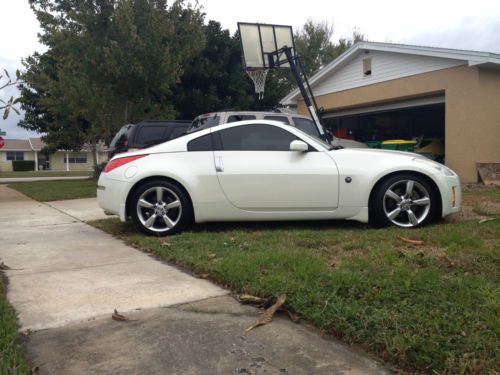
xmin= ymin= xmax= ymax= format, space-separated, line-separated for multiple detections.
xmin=438 ymin=175 xmax=461 ymax=218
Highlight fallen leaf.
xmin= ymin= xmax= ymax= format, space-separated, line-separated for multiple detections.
xmin=207 ymin=253 xmax=217 ymax=261
xmin=199 ymin=273 xmax=209 ymax=279
xmin=246 ymin=295 xmax=286 ymax=332
xmin=22 ymin=329 xmax=31 ymax=336
xmin=460 ymin=331 xmax=467 ymax=337
xmin=399 ymin=237 xmax=424 ymax=245
xmin=112 ymin=309 xmax=136 ymax=322
xmin=0 ymin=262 xmax=23 ymax=271
xmin=280 ymin=308 xmax=300 ymax=323
xmin=31 ymin=366 xmax=39 ymax=374
xmin=478 ymin=218 xmax=495 ymax=224
xmin=238 ymin=294 xmax=270 ymax=307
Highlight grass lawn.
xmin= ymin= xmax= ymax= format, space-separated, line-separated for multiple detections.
xmin=8 ymin=179 xmax=96 ymax=201
xmin=90 ymin=188 xmax=500 ymax=374
xmin=0 ymin=277 xmax=29 ymax=375
xmin=0 ymin=171 xmax=92 ymax=178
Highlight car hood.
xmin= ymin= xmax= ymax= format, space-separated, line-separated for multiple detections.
xmin=331 ymin=147 xmax=425 ymax=160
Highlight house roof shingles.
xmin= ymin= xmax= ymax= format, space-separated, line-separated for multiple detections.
xmin=1 ymin=138 xmax=108 ymax=152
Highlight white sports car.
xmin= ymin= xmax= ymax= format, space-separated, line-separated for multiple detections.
xmin=97 ymin=120 xmax=461 ymax=236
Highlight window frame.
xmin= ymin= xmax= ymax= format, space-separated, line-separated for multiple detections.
xmin=64 ymin=152 xmax=88 ymax=164
xmin=6 ymin=151 xmax=25 ymax=161
xmin=214 ymin=123 xmax=306 ymax=152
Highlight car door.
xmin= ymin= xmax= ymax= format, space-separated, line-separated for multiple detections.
xmin=212 ymin=123 xmax=339 ymax=211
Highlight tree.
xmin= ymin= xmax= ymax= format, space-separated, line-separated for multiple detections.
xmin=0 ymin=69 xmax=21 ymax=120
xmin=171 ymin=21 xmax=254 ymax=119
xmin=294 ymin=20 xmax=365 ymax=77
xmin=19 ymin=0 xmax=205 ymax=168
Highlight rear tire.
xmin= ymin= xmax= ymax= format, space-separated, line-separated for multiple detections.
xmin=130 ymin=180 xmax=193 ymax=236
xmin=371 ymin=174 xmax=437 ymax=228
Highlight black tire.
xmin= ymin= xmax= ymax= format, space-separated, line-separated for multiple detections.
xmin=130 ymin=179 xmax=193 ymax=236
xmin=371 ymin=173 xmax=438 ymax=228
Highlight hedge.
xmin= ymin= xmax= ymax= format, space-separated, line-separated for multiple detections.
xmin=12 ymin=160 xmax=35 ymax=171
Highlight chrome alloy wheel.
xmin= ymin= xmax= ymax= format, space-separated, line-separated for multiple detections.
xmin=383 ymin=179 xmax=431 ymax=228
xmin=136 ymin=186 xmax=182 ymax=233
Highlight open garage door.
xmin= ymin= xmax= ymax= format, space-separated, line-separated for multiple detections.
xmin=323 ymin=95 xmax=445 ymax=162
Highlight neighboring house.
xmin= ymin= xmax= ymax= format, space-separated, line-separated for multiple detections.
xmin=281 ymin=42 xmax=500 ymax=183
xmin=0 ymin=138 xmax=108 ymax=172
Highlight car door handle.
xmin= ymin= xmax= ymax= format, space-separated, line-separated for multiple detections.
xmin=215 ymin=156 xmax=224 ymax=172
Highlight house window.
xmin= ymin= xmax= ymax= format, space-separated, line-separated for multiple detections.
xmin=64 ymin=153 xmax=87 ymax=163
xmin=363 ymin=57 xmax=372 ymax=76
xmin=6 ymin=151 xmax=24 ymax=161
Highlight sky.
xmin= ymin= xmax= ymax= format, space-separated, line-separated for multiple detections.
xmin=1 ymin=0 xmax=500 ymax=139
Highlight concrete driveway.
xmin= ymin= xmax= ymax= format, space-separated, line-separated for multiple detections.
xmin=0 ymin=185 xmax=388 ymax=374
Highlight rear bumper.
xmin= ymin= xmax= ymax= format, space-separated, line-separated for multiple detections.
xmin=97 ymin=174 xmax=129 ymax=222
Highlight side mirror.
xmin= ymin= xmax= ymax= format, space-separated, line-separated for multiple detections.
xmin=290 ymin=140 xmax=309 ymax=152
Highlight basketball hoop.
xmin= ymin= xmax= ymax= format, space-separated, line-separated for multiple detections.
xmin=246 ymin=68 xmax=268 ymax=100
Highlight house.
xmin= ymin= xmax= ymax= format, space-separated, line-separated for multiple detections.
xmin=281 ymin=42 xmax=500 ymax=183
xmin=0 ymin=138 xmax=108 ymax=172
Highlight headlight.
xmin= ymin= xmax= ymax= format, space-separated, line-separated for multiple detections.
xmin=413 ymin=158 xmax=455 ymax=176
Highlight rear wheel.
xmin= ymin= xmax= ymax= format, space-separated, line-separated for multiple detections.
xmin=130 ymin=180 xmax=192 ymax=236
xmin=372 ymin=174 xmax=437 ymax=228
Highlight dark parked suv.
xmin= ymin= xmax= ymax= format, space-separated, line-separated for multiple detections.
xmin=108 ymin=120 xmax=190 ymax=159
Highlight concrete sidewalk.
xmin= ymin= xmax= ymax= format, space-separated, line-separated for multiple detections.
xmin=0 ymin=176 xmax=91 ymax=183
xmin=0 ymin=185 xmax=388 ymax=374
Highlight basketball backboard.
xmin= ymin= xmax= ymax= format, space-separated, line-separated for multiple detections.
xmin=237 ymin=22 xmax=296 ymax=69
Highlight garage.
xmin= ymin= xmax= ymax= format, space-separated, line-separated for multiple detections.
xmin=324 ymin=96 xmax=445 ymax=161
xmin=281 ymin=42 xmax=500 ymax=183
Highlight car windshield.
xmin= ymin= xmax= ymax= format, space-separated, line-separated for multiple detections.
xmin=291 ymin=126 xmax=333 ymax=151
xmin=188 ymin=115 xmax=220 ymax=133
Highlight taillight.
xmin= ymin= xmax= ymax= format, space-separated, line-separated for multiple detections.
xmin=103 ymin=155 xmax=147 ymax=173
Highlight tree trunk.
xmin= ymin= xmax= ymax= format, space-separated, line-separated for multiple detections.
xmin=90 ymin=138 xmax=98 ymax=170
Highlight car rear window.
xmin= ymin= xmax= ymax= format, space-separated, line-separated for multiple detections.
xmin=109 ymin=125 xmax=133 ymax=150
xmin=293 ymin=117 xmax=320 ymax=137
xmin=227 ymin=115 xmax=257 ymax=123
xmin=188 ymin=115 xmax=221 ymax=133
xmin=263 ymin=115 xmax=290 ymax=124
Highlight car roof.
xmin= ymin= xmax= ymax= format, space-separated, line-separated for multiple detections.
xmin=193 ymin=111 xmax=310 ymax=119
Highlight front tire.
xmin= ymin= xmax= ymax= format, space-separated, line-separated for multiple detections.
xmin=130 ymin=180 xmax=192 ymax=236
xmin=371 ymin=174 xmax=437 ymax=228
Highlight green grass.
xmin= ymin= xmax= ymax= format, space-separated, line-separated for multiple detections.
xmin=0 ymin=277 xmax=29 ymax=375
xmin=0 ymin=171 xmax=92 ymax=178
xmin=8 ymin=179 xmax=96 ymax=201
xmin=90 ymin=189 xmax=500 ymax=374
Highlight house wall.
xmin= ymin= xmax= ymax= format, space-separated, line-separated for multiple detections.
xmin=296 ymin=65 xmax=500 ymax=182
xmin=0 ymin=151 xmax=36 ymax=172
xmin=50 ymin=151 xmax=108 ymax=171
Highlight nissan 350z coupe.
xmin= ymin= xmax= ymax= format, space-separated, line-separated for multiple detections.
xmin=97 ymin=120 xmax=461 ymax=236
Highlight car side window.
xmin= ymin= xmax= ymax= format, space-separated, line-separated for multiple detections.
xmin=187 ymin=134 xmax=212 ymax=151
xmin=216 ymin=124 xmax=297 ymax=151
xmin=263 ymin=115 xmax=290 ymax=124
xmin=135 ymin=126 xmax=168 ymax=147
xmin=170 ymin=126 xmax=187 ymax=140
xmin=227 ymin=115 xmax=257 ymax=123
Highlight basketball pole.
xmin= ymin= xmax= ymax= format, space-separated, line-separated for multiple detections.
xmin=281 ymin=47 xmax=326 ymax=138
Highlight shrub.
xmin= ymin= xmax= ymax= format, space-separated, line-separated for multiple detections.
xmin=93 ymin=161 xmax=107 ymax=180
xmin=12 ymin=160 xmax=35 ymax=171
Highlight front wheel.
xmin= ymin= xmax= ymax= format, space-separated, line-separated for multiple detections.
xmin=130 ymin=180 xmax=192 ymax=236
xmin=371 ymin=174 xmax=437 ymax=228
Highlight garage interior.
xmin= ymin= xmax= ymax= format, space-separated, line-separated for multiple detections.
xmin=323 ymin=100 xmax=445 ymax=162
